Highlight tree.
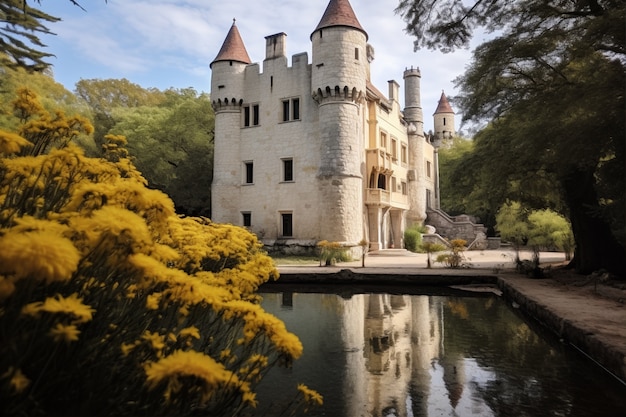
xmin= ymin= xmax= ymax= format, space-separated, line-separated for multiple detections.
xmin=75 ymin=78 xmax=166 ymax=150
xmin=108 ymin=88 xmax=214 ymax=216
xmin=396 ymin=0 xmax=626 ymax=275
xmin=420 ymin=242 xmax=447 ymax=269
xmin=527 ymin=209 xmax=575 ymax=261
xmin=0 ymin=0 xmax=60 ymax=71
xmin=495 ymin=201 xmax=529 ymax=264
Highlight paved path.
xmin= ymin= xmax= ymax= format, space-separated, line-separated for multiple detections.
xmin=274 ymin=249 xmax=626 ymax=384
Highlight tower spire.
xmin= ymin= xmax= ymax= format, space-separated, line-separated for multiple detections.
xmin=434 ymin=91 xmax=454 ymax=115
xmin=210 ymin=19 xmax=251 ymax=68
xmin=311 ymin=0 xmax=367 ymax=40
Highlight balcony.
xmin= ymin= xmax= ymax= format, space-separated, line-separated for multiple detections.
xmin=365 ymin=188 xmax=391 ymax=206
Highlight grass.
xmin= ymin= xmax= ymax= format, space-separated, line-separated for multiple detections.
xmin=269 ymin=255 xmax=320 ymax=265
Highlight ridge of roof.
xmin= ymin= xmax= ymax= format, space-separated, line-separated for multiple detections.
xmin=210 ymin=19 xmax=252 ymax=68
xmin=311 ymin=0 xmax=368 ymax=40
xmin=434 ymin=91 xmax=455 ymax=114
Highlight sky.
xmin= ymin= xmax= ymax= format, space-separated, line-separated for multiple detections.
xmin=38 ymin=0 xmax=478 ymax=133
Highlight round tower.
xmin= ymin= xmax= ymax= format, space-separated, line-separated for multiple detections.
xmin=210 ymin=20 xmax=251 ymax=223
xmin=433 ymin=91 xmax=456 ymax=139
xmin=310 ymin=0 xmax=368 ymax=244
xmin=404 ymin=68 xmax=428 ymax=226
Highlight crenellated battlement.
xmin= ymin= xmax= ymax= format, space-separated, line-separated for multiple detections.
xmin=312 ymin=85 xmax=365 ymax=104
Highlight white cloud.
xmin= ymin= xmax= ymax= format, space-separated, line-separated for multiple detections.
xmin=39 ymin=0 xmax=478 ymax=130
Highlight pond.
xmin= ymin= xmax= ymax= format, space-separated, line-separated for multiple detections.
xmin=252 ymin=286 xmax=626 ymax=417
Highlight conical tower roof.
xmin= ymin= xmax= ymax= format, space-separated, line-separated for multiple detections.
xmin=311 ymin=0 xmax=367 ymax=40
xmin=434 ymin=91 xmax=455 ymax=114
xmin=210 ymin=19 xmax=252 ymax=68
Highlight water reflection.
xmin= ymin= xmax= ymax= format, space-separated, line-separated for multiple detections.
xmin=255 ymin=290 xmax=626 ymax=417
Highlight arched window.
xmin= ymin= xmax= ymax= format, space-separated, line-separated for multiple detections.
xmin=377 ymin=174 xmax=386 ymax=190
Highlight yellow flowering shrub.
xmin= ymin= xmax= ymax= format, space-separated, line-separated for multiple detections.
xmin=0 ymin=89 xmax=317 ymax=416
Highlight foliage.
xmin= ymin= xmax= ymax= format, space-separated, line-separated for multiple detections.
xmin=0 ymin=89 xmax=321 ymax=416
xmin=403 ymin=224 xmax=425 ymax=253
xmin=316 ymin=240 xmax=350 ymax=266
xmin=497 ymin=201 xmax=575 ymax=268
xmin=435 ymin=239 xmax=467 ymax=268
xmin=76 ymin=81 xmax=214 ymax=216
xmin=0 ymin=0 xmax=60 ymax=71
xmin=396 ymin=0 xmax=626 ymax=275
xmin=527 ymin=209 xmax=575 ymax=260
xmin=420 ymin=241 xmax=447 ymax=269
xmin=75 ymin=78 xmax=168 ymax=150
xmin=109 ymin=89 xmax=214 ymax=216
xmin=495 ymin=201 xmax=529 ymax=260
xmin=437 ymin=136 xmax=497 ymax=234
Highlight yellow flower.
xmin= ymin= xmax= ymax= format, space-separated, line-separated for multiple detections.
xmin=49 ymin=323 xmax=80 ymax=343
xmin=179 ymin=326 xmax=200 ymax=340
xmin=22 ymin=293 xmax=95 ymax=324
xmin=242 ymin=391 xmax=257 ymax=407
xmin=121 ymin=341 xmax=139 ymax=357
xmin=0 ymin=230 xmax=80 ymax=283
xmin=1 ymin=367 xmax=31 ymax=394
xmin=297 ymin=384 xmax=324 ymax=406
xmin=0 ymin=130 xmax=33 ymax=154
xmin=142 ymin=331 xmax=166 ymax=352
xmin=143 ymin=350 xmax=244 ymax=404
xmin=146 ymin=293 xmax=162 ymax=310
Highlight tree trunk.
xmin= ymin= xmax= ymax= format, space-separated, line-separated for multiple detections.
xmin=561 ymin=168 xmax=626 ymax=276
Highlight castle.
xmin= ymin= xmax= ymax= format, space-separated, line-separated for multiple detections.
xmin=210 ymin=0 xmax=456 ymax=253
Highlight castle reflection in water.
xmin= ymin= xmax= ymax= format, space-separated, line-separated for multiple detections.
xmin=259 ymin=292 xmax=480 ymax=417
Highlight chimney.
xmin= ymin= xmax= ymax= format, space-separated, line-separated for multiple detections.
xmin=265 ymin=32 xmax=287 ymax=60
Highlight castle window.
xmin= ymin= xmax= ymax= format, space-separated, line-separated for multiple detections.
xmin=391 ymin=176 xmax=397 ymax=193
xmin=355 ymin=47 xmax=359 ymax=60
xmin=282 ymin=98 xmax=300 ymax=122
xmin=380 ymin=131 xmax=387 ymax=148
xmin=242 ymin=212 xmax=251 ymax=227
xmin=391 ymin=137 xmax=398 ymax=160
xmin=401 ymin=144 xmax=407 ymax=164
xmin=243 ymin=104 xmax=260 ymax=127
xmin=426 ymin=160 xmax=432 ymax=178
xmin=253 ymin=105 xmax=259 ymax=125
xmin=377 ymin=174 xmax=386 ymax=190
xmin=443 ymin=117 xmax=447 ymax=126
xmin=401 ymin=181 xmax=407 ymax=195
xmin=281 ymin=212 xmax=293 ymax=237
xmin=282 ymin=158 xmax=294 ymax=182
xmin=244 ymin=161 xmax=254 ymax=184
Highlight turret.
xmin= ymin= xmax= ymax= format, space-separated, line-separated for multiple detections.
xmin=210 ymin=20 xmax=251 ymax=223
xmin=404 ymin=67 xmax=428 ymax=226
xmin=433 ymin=91 xmax=455 ymax=139
xmin=310 ymin=0 xmax=368 ymax=244
xmin=310 ymin=0 xmax=368 ymax=104
xmin=210 ymin=19 xmax=251 ymax=113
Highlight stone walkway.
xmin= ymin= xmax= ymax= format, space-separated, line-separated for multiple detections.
xmin=273 ymin=249 xmax=626 ymax=384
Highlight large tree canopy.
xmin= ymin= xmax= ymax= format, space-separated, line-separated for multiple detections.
xmin=397 ymin=0 xmax=625 ymax=275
